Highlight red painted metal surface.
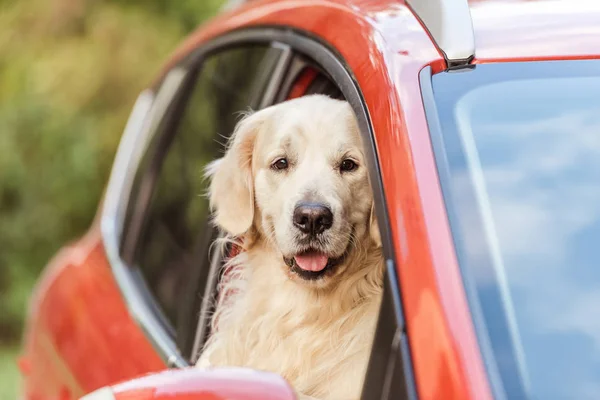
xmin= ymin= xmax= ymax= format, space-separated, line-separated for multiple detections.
xmin=20 ymin=218 xmax=165 ymax=400
xmin=287 ymin=68 xmax=318 ymax=99
xmin=109 ymin=368 xmax=296 ymax=400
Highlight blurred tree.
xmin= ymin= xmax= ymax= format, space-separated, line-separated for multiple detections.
xmin=0 ymin=0 xmax=224 ymax=343
xmin=109 ymin=0 xmax=225 ymax=32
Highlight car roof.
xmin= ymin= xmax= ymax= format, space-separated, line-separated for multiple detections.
xmin=224 ymin=0 xmax=600 ymax=64
xmin=468 ymin=0 xmax=600 ymax=62
xmin=405 ymin=0 xmax=600 ymax=64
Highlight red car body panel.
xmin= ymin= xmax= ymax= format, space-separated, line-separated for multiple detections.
xmin=20 ymin=218 xmax=165 ymax=400
xmin=19 ymin=1 xmax=600 ymax=400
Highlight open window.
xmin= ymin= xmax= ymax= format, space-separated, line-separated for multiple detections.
xmin=110 ymin=29 xmax=416 ymax=400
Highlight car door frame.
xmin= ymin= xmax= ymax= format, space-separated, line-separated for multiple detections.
xmin=101 ymin=27 xmax=417 ymax=399
xmin=182 ymin=28 xmax=418 ymax=400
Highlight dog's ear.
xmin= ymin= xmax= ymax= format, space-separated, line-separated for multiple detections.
xmin=369 ymin=203 xmax=382 ymax=248
xmin=206 ymin=109 xmax=269 ymax=236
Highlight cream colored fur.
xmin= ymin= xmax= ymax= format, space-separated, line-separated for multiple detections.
xmin=197 ymin=95 xmax=384 ymax=400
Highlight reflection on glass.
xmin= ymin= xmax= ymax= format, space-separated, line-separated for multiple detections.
xmin=432 ymin=62 xmax=600 ymax=400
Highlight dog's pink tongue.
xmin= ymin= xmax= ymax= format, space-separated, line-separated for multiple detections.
xmin=294 ymin=252 xmax=329 ymax=272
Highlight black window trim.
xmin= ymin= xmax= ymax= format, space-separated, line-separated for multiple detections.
xmin=101 ymin=26 xmax=417 ymax=399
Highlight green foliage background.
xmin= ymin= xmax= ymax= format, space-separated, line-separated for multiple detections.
xmin=0 ymin=0 xmax=223 ymax=396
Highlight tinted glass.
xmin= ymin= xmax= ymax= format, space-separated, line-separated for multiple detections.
xmin=128 ymin=45 xmax=281 ymax=338
xmin=429 ymin=61 xmax=600 ymax=399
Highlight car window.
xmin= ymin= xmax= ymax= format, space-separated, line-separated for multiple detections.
xmin=187 ymin=51 xmax=414 ymax=398
xmin=121 ymin=45 xmax=283 ymax=354
xmin=429 ymin=60 xmax=600 ymax=400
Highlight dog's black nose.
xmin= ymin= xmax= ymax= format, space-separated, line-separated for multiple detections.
xmin=293 ymin=202 xmax=333 ymax=236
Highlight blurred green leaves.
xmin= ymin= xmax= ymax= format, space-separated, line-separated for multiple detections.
xmin=0 ymin=0 xmax=223 ymax=343
xmin=109 ymin=0 xmax=225 ymax=32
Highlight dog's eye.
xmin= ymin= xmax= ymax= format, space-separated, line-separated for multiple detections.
xmin=271 ymin=157 xmax=289 ymax=171
xmin=340 ymin=159 xmax=358 ymax=172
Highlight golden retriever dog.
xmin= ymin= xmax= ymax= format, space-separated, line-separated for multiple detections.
xmin=197 ymin=95 xmax=384 ymax=400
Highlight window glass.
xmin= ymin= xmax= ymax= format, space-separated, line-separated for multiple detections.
xmin=431 ymin=60 xmax=600 ymax=399
xmin=128 ymin=45 xmax=281 ymax=339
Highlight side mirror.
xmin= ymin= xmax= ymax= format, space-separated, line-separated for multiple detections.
xmin=80 ymin=367 xmax=297 ymax=400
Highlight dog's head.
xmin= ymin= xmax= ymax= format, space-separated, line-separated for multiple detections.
xmin=207 ymin=95 xmax=381 ymax=287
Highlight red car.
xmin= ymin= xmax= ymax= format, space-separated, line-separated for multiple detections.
xmin=18 ymin=0 xmax=600 ymax=399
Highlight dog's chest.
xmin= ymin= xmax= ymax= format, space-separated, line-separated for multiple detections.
xmin=231 ymin=296 xmax=380 ymax=398
xmin=202 ymin=254 xmax=384 ymax=398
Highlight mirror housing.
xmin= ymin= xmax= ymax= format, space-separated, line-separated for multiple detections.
xmin=80 ymin=367 xmax=297 ymax=400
